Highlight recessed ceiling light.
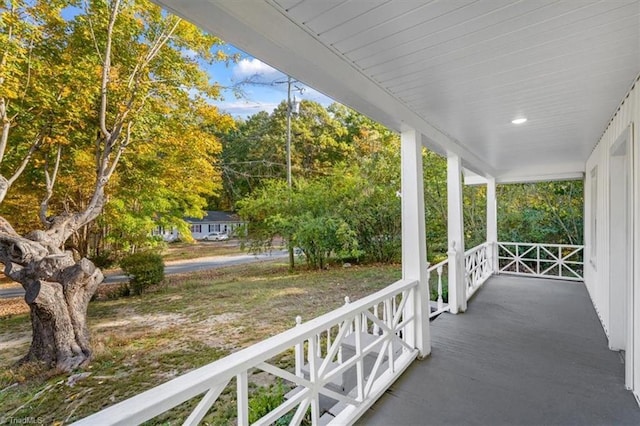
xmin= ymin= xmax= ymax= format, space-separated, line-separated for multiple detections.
xmin=511 ymin=118 xmax=527 ymax=124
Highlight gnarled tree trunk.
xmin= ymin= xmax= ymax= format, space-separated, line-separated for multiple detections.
xmin=0 ymin=0 xmax=182 ymax=371
xmin=0 ymin=220 xmax=104 ymax=371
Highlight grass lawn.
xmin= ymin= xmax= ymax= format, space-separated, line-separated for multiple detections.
xmin=0 ymin=260 xmax=401 ymax=424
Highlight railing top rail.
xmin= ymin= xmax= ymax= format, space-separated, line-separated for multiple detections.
xmin=74 ymin=278 xmax=419 ymax=425
xmin=428 ymin=258 xmax=448 ymax=271
xmin=464 ymin=242 xmax=490 ymax=256
xmin=498 ymin=242 xmax=584 ymax=249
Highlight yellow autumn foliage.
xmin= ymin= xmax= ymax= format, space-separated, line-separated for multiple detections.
xmin=0 ymin=0 xmax=234 ymax=255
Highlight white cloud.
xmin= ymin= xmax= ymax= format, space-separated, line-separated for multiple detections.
xmin=220 ymin=57 xmax=338 ymax=117
xmin=215 ymin=100 xmax=280 ymax=117
xmin=232 ymin=58 xmax=282 ymax=82
xmin=214 ymin=84 xmax=337 ymax=118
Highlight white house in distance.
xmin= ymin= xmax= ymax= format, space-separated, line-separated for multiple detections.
xmin=77 ymin=2 xmax=640 ymax=425
xmin=152 ymin=211 xmax=245 ymax=241
xmin=186 ymin=211 xmax=246 ymax=240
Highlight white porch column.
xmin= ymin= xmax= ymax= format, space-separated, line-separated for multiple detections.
xmin=401 ymin=129 xmax=430 ymax=357
xmin=447 ymin=153 xmax=466 ymax=313
xmin=486 ymin=177 xmax=498 ymax=273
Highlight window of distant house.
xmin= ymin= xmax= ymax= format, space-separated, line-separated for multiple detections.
xmin=590 ymin=166 xmax=597 ymax=266
xmin=190 ymin=224 xmax=202 ymax=233
xmin=209 ymin=224 xmax=215 ymax=232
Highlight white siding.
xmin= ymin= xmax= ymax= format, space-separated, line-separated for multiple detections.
xmin=584 ymin=76 xmax=640 ymax=398
xmin=152 ymin=226 xmax=179 ymax=242
xmin=585 ymin=140 xmax=609 ymax=334
xmin=190 ymin=222 xmax=244 ymax=240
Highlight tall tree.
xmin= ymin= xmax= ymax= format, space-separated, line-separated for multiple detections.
xmin=0 ymin=0 xmax=229 ymax=370
xmin=215 ymin=101 xmax=353 ymax=210
xmin=214 ymin=111 xmax=278 ymax=210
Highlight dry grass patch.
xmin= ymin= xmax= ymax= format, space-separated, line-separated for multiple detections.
xmin=0 ymin=297 xmax=28 ymax=317
xmin=0 ymin=260 xmax=400 ymax=424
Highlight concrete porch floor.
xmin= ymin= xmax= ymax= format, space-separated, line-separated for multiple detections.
xmin=358 ymin=275 xmax=640 ymax=425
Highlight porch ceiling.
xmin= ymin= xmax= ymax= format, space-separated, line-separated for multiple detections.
xmin=153 ymin=0 xmax=640 ymax=182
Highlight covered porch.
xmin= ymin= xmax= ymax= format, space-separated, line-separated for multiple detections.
xmin=74 ymin=1 xmax=640 ymax=424
xmin=73 ymin=244 xmax=612 ymax=426
xmin=359 ymin=274 xmax=640 ymax=425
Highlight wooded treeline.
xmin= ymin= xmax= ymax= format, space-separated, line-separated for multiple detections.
xmin=216 ymin=101 xmax=584 ymax=268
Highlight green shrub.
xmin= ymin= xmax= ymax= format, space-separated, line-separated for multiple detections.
xmin=90 ymin=250 xmax=117 ymax=269
xmin=248 ymin=382 xmax=310 ymax=425
xmin=119 ymin=251 xmax=165 ymax=295
xmin=113 ymin=282 xmax=131 ymax=298
xmin=248 ymin=383 xmax=286 ymax=424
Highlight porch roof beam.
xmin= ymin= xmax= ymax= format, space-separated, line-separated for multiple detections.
xmin=464 ymin=169 xmax=585 ymax=186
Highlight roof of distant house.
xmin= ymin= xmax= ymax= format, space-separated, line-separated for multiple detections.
xmin=185 ymin=211 xmax=244 ymax=224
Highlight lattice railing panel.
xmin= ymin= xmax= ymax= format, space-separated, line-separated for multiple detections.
xmin=73 ymin=280 xmax=421 ymax=426
xmin=498 ymin=242 xmax=584 ymax=281
xmin=464 ymin=243 xmax=492 ymax=299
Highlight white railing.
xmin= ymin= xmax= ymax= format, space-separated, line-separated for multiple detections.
xmin=497 ymin=242 xmax=584 ymax=281
xmin=428 ymin=259 xmax=449 ymax=317
xmin=464 ymin=242 xmax=493 ymax=300
xmin=73 ymin=279 xmax=422 ymax=426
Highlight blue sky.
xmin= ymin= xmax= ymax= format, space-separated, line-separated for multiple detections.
xmin=206 ymin=45 xmax=336 ymax=118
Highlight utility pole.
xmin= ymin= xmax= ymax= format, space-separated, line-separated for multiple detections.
xmin=241 ymin=74 xmax=303 ymax=270
xmin=286 ymin=76 xmax=294 ymax=269
xmin=284 ymin=76 xmax=302 ymax=270
xmin=286 ymin=75 xmax=293 ymax=189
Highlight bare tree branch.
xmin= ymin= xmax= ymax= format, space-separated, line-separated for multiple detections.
xmin=0 ymin=135 xmax=41 ymax=204
xmin=39 ymin=144 xmax=63 ymax=226
xmin=126 ymin=17 xmax=181 ymax=90
xmin=45 ymin=3 xmax=182 ymax=246
xmin=0 ymin=109 xmax=10 ymax=165
xmin=0 ymin=1 xmax=16 ymax=164
xmin=104 ymin=122 xmax=130 ymax=180
xmin=0 ymin=1 xmax=15 ymax=81
xmin=19 ymin=32 xmax=36 ymax=103
xmin=83 ymin=0 xmax=104 ymax=62
xmin=98 ymin=0 xmax=120 ymax=140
